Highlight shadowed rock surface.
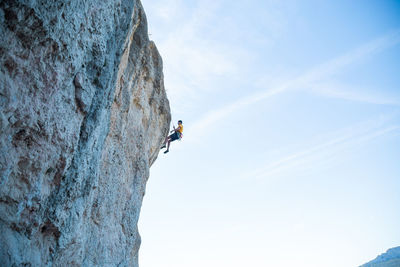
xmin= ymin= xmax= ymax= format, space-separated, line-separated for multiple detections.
xmin=0 ymin=0 xmax=170 ymax=266
xmin=360 ymin=247 xmax=400 ymax=267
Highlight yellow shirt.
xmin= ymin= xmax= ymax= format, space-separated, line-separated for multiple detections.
xmin=176 ymin=125 xmax=183 ymax=134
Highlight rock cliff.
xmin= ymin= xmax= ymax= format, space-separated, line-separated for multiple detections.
xmin=0 ymin=0 xmax=170 ymax=266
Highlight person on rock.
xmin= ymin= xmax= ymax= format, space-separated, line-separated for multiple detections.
xmin=161 ymin=120 xmax=183 ymax=154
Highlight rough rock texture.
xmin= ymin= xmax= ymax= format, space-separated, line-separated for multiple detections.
xmin=360 ymin=247 xmax=400 ymax=267
xmin=0 ymin=0 xmax=170 ymax=266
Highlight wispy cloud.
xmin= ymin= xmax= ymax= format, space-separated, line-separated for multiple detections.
xmin=146 ymin=0 xmax=294 ymax=117
xmin=294 ymin=29 xmax=400 ymax=84
xmin=186 ymin=29 xmax=400 ymax=139
xmin=246 ymin=115 xmax=400 ymax=179
xmin=146 ymin=0 xmax=252 ymax=114
xmin=307 ymin=81 xmax=400 ymax=106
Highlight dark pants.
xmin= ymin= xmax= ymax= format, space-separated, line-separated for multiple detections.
xmin=169 ymin=132 xmax=180 ymax=141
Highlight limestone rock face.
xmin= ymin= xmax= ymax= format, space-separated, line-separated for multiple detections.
xmin=0 ymin=0 xmax=170 ymax=266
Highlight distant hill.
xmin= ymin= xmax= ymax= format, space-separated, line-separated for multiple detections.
xmin=360 ymin=246 xmax=400 ymax=267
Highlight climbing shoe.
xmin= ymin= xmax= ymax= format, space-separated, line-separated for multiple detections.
xmin=163 ymin=150 xmax=169 ymax=154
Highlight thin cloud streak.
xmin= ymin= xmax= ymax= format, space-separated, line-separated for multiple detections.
xmin=186 ymin=29 xmax=400 ymax=139
xmin=307 ymin=82 xmax=400 ymax=106
xmin=247 ymin=119 xmax=400 ymax=180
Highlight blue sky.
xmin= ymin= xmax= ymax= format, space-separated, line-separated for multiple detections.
xmin=139 ymin=1 xmax=400 ymax=266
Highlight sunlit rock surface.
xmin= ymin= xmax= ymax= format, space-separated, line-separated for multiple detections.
xmin=0 ymin=0 xmax=170 ymax=265
xmin=360 ymin=247 xmax=400 ymax=267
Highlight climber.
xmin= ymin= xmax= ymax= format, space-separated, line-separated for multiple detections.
xmin=161 ymin=120 xmax=183 ymax=154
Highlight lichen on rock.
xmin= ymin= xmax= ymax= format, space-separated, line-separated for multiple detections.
xmin=0 ymin=0 xmax=170 ymax=266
